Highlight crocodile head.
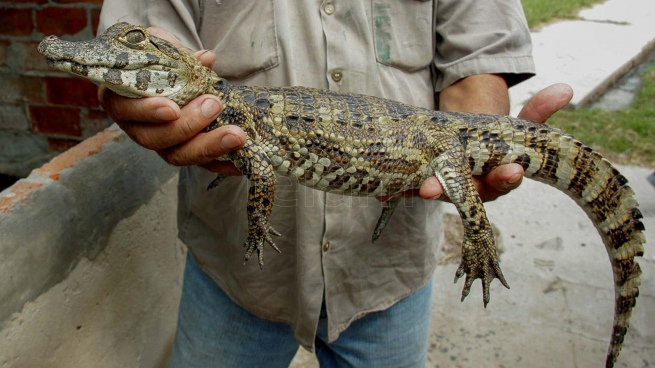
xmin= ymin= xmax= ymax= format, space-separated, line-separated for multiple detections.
xmin=38 ymin=22 xmax=221 ymax=106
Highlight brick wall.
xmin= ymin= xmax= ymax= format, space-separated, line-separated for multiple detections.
xmin=0 ymin=0 xmax=109 ymax=178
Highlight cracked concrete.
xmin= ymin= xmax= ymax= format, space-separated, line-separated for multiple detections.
xmin=591 ymin=49 xmax=655 ymax=111
xmin=509 ymin=0 xmax=655 ymax=114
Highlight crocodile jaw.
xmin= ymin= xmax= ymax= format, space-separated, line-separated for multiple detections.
xmin=37 ymin=23 xmax=217 ymax=105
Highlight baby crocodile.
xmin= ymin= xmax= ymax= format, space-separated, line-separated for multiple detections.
xmin=38 ymin=22 xmax=644 ymax=367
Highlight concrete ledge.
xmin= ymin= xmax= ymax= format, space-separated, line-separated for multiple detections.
xmin=509 ymin=0 xmax=655 ymax=115
xmin=0 ymin=176 xmax=185 ymax=366
xmin=0 ymin=126 xmax=184 ymax=366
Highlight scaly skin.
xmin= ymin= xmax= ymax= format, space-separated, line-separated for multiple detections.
xmin=38 ymin=23 xmax=645 ymax=367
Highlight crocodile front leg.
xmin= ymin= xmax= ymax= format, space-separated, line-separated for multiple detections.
xmin=429 ymin=131 xmax=510 ymax=307
xmin=372 ymin=196 xmax=400 ymax=242
xmin=228 ymin=137 xmax=281 ymax=269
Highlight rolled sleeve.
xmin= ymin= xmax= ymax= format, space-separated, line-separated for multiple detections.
xmin=433 ymin=0 xmax=535 ymax=91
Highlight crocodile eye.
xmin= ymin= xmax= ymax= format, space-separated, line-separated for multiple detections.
xmin=125 ymin=30 xmax=146 ymax=45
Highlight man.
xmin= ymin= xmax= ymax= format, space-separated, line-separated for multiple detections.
xmin=98 ymin=1 xmax=573 ymax=366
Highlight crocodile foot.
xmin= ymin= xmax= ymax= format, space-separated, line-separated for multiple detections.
xmin=454 ymin=236 xmax=510 ymax=308
xmin=243 ymin=223 xmax=282 ymax=269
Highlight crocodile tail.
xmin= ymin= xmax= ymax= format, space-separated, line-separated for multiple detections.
xmin=531 ymin=141 xmax=644 ymax=368
xmin=460 ymin=115 xmax=645 ymax=367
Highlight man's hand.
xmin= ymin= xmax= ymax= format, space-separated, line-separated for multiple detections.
xmin=418 ymin=83 xmax=574 ymax=202
xmin=98 ymin=27 xmax=246 ymax=176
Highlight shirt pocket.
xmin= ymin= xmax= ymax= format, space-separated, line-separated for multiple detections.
xmin=199 ymin=0 xmax=279 ymax=80
xmin=371 ymin=0 xmax=434 ymax=72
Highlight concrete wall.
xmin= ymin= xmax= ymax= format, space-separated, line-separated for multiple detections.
xmin=0 ymin=126 xmax=184 ymax=367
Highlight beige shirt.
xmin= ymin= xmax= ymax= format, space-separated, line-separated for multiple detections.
xmin=99 ymin=0 xmax=534 ymax=349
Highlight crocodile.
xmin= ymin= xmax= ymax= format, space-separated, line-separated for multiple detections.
xmin=38 ymin=22 xmax=645 ymax=367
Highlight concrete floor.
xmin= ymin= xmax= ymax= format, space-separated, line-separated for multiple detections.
xmin=427 ymin=165 xmax=654 ymax=367
xmin=509 ymin=0 xmax=655 ymax=114
xmin=291 ymin=167 xmax=655 ymax=368
xmin=290 ymin=166 xmax=654 ymax=368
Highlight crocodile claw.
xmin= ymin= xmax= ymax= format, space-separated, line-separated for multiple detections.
xmin=454 ymin=254 xmax=509 ymax=308
xmin=243 ymin=223 xmax=282 ymax=269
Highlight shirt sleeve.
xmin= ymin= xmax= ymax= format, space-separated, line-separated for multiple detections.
xmin=433 ymin=0 xmax=535 ymax=91
xmin=98 ymin=0 xmax=204 ymax=50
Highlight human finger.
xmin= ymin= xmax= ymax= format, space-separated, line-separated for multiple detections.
xmin=98 ymin=85 xmax=180 ymax=124
xmin=517 ymin=83 xmax=573 ymax=123
xmin=472 ymin=163 xmax=524 ymax=202
xmin=157 ymin=124 xmax=246 ymax=167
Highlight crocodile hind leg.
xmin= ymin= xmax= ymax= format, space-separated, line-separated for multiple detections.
xmin=429 ymin=132 xmax=510 ymax=307
xmin=228 ymin=137 xmax=281 ymax=269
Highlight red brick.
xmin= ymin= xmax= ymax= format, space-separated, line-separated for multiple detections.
xmin=30 ymin=105 xmax=82 ymax=136
xmin=0 ymin=75 xmax=44 ymax=103
xmin=48 ymin=137 xmax=81 ymax=152
xmin=0 ymin=8 xmax=33 ymax=36
xmin=45 ymin=76 xmax=100 ymax=107
xmin=36 ymin=7 xmax=88 ymax=36
xmin=0 ymin=40 xmax=9 ymax=68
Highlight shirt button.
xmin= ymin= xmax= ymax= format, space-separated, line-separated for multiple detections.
xmin=323 ymin=3 xmax=335 ymax=15
xmin=323 ymin=241 xmax=331 ymax=252
xmin=331 ymin=69 xmax=343 ymax=82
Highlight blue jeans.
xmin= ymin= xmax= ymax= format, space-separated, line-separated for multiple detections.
xmin=169 ymin=255 xmax=433 ymax=368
